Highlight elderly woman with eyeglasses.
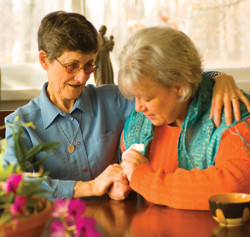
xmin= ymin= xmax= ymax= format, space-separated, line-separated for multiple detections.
xmin=3 ymin=11 xmax=250 ymax=201
xmin=114 ymin=26 xmax=250 ymax=209
xmin=3 ymin=11 xmax=132 ymax=200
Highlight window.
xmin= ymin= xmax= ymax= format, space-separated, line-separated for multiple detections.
xmin=0 ymin=0 xmax=82 ymax=101
xmin=85 ymin=0 xmax=250 ymax=91
xmin=1 ymin=0 xmax=250 ymax=102
xmin=0 ymin=0 xmax=75 ymax=64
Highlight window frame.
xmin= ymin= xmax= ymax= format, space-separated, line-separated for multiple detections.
xmin=1 ymin=0 xmax=250 ymax=102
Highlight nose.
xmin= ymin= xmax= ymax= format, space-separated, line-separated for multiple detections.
xmin=74 ymin=68 xmax=89 ymax=83
xmin=135 ymin=97 xmax=146 ymax=112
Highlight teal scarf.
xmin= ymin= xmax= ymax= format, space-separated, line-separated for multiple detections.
xmin=122 ymin=73 xmax=250 ymax=170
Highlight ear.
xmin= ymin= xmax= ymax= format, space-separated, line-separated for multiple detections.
xmin=39 ymin=50 xmax=49 ymax=70
xmin=173 ymin=83 xmax=183 ymax=98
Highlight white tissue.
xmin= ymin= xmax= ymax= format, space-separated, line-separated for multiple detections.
xmin=129 ymin=144 xmax=145 ymax=153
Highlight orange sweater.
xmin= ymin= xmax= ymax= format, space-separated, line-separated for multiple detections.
xmin=121 ymin=118 xmax=250 ymax=210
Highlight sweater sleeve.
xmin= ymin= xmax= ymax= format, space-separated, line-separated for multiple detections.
xmin=129 ymin=118 xmax=250 ymax=210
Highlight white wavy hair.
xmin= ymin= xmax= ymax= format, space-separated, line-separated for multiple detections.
xmin=118 ymin=26 xmax=203 ymax=101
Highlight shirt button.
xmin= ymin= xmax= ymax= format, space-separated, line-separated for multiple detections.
xmin=76 ymin=141 xmax=81 ymax=146
xmin=70 ymin=117 xmax=74 ymax=121
xmin=82 ymin=168 xmax=88 ymax=172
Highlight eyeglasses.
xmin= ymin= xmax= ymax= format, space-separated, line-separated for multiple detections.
xmin=54 ymin=57 xmax=98 ymax=74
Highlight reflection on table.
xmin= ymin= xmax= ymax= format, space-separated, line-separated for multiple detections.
xmin=43 ymin=193 xmax=250 ymax=237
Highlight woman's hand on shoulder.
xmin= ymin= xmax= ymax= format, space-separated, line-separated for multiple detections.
xmin=210 ymin=73 xmax=250 ymax=127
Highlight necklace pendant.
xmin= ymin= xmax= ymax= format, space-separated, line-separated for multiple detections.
xmin=68 ymin=144 xmax=75 ymax=153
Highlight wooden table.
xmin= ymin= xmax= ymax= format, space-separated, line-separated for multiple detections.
xmin=42 ymin=193 xmax=250 ymax=237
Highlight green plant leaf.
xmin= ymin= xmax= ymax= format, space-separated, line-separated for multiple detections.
xmin=24 ymin=155 xmax=50 ymax=171
xmin=24 ymin=142 xmax=60 ymax=162
xmin=0 ymin=164 xmax=14 ymax=181
xmin=8 ymin=117 xmax=60 ymax=172
xmin=11 ymin=126 xmax=25 ymax=165
xmin=0 ymin=211 xmax=12 ymax=224
xmin=17 ymin=178 xmax=46 ymax=198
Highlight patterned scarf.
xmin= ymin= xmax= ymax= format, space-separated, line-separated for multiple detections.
xmin=122 ymin=73 xmax=250 ymax=170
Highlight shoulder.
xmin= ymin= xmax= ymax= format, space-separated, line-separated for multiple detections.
xmin=84 ymin=84 xmax=120 ymax=96
xmin=223 ymin=117 xmax=250 ymax=139
xmin=82 ymin=84 xmax=134 ymax=119
xmin=5 ymin=97 xmax=41 ymax=124
xmin=83 ymin=84 xmax=130 ymax=106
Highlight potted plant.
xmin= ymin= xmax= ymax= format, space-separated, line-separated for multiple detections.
xmin=0 ymin=116 xmax=59 ymax=236
xmin=0 ymin=117 xmax=100 ymax=237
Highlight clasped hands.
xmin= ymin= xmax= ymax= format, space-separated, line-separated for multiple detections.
xmin=107 ymin=147 xmax=148 ymax=200
xmin=73 ymin=148 xmax=147 ymax=200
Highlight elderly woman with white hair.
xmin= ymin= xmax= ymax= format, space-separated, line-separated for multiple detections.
xmin=116 ymin=26 xmax=250 ymax=210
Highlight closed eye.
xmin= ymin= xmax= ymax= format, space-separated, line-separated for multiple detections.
xmin=143 ymin=98 xmax=152 ymax=102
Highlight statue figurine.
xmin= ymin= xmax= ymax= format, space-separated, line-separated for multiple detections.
xmin=94 ymin=25 xmax=115 ymax=86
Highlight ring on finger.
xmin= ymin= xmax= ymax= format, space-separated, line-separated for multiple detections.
xmin=232 ymin=96 xmax=239 ymax=101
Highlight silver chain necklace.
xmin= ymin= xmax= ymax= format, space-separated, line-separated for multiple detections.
xmin=56 ymin=113 xmax=82 ymax=153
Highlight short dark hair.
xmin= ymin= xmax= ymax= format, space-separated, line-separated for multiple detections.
xmin=38 ymin=11 xmax=98 ymax=61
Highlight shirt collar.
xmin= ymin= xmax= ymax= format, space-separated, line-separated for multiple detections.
xmin=39 ymin=82 xmax=94 ymax=129
xmin=72 ymin=86 xmax=94 ymax=116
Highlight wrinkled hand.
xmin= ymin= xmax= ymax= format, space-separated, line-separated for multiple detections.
xmin=91 ymin=164 xmax=127 ymax=196
xmin=107 ymin=179 xmax=131 ymax=200
xmin=121 ymin=149 xmax=149 ymax=181
xmin=210 ymin=74 xmax=250 ymax=127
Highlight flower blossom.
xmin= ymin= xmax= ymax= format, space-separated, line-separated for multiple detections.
xmin=10 ymin=196 xmax=28 ymax=217
xmin=53 ymin=198 xmax=70 ymax=218
xmin=50 ymin=220 xmax=66 ymax=237
xmin=1 ymin=173 xmax=22 ymax=195
xmin=75 ymin=217 xmax=100 ymax=237
xmin=68 ymin=198 xmax=86 ymax=220
xmin=51 ymin=198 xmax=100 ymax=237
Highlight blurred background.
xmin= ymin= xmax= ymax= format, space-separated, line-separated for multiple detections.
xmin=0 ymin=0 xmax=249 ymax=103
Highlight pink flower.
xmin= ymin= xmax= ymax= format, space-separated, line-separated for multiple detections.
xmin=1 ymin=173 xmax=22 ymax=195
xmin=53 ymin=199 xmax=70 ymax=218
xmin=50 ymin=220 xmax=66 ymax=237
xmin=68 ymin=199 xmax=86 ymax=220
xmin=75 ymin=217 xmax=100 ymax=237
xmin=10 ymin=196 xmax=27 ymax=217
xmin=51 ymin=198 xmax=100 ymax=237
